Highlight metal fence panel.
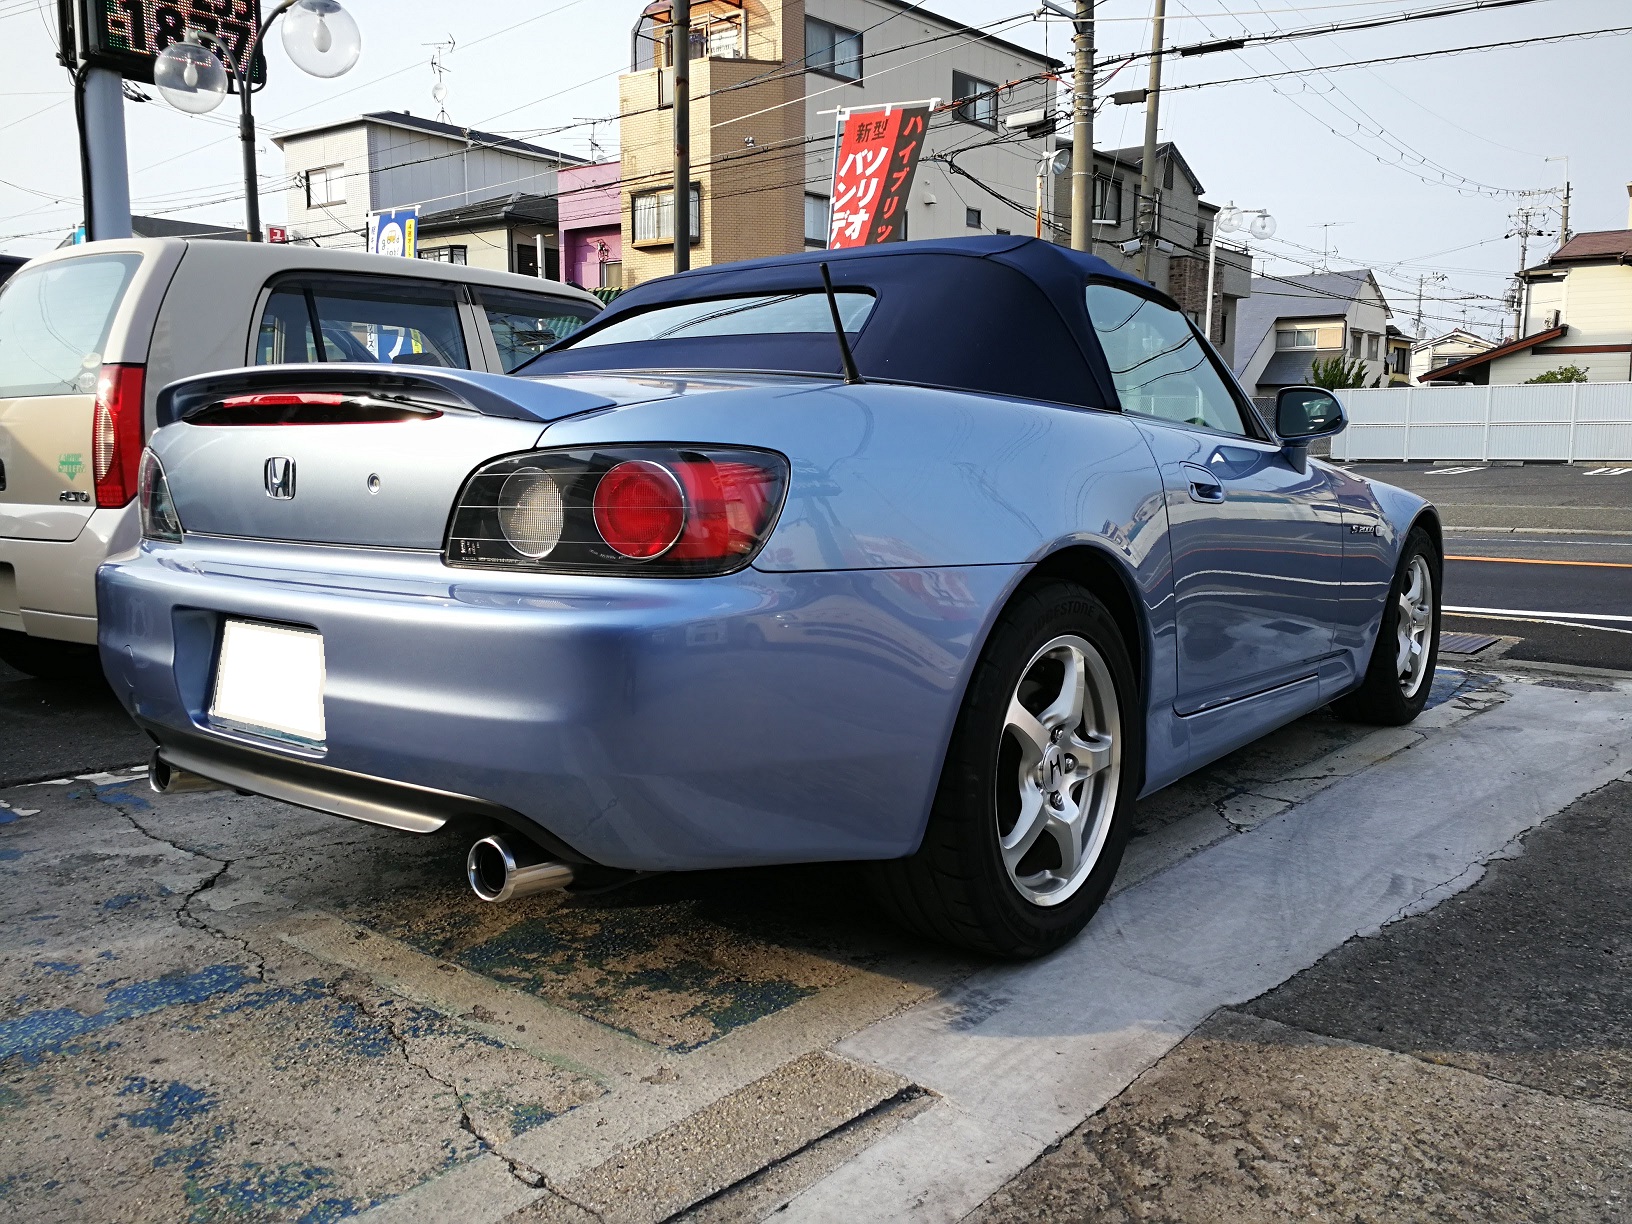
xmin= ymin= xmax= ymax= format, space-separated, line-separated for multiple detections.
xmin=1330 ymin=383 xmax=1632 ymax=461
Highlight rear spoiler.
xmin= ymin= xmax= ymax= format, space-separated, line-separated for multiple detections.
xmin=156 ymin=364 xmax=618 ymax=428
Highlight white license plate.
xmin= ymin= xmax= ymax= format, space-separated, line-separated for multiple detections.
xmin=210 ymin=620 xmax=326 ymax=745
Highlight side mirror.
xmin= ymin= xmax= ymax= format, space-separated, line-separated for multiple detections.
xmin=1275 ymin=386 xmax=1347 ymax=442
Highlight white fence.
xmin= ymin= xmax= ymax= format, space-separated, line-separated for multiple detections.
xmin=1330 ymin=383 xmax=1632 ymax=462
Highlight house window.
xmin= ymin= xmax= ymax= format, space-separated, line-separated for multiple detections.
xmin=304 ymin=165 xmax=345 ymax=208
xmin=600 ymin=261 xmax=623 ymax=290
xmin=418 ymin=245 xmax=467 ymax=265
xmin=1367 ymin=334 xmax=1381 ymax=360
xmin=1350 ymin=330 xmax=1363 ymax=359
xmin=965 ymin=207 xmax=982 ymax=230
xmin=995 ymin=228 xmax=1011 ymax=235
xmin=1278 ymin=327 xmax=1320 ymax=350
xmin=1093 ymin=176 xmax=1121 ymax=225
xmin=805 ymin=193 xmax=830 ymax=248
xmin=632 ymin=184 xmax=701 ymax=244
xmin=807 ymin=17 xmax=862 ymax=81
xmin=953 ymin=71 xmax=998 ymax=130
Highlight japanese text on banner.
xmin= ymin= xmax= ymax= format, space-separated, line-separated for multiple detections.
xmin=829 ymin=106 xmax=930 ymax=249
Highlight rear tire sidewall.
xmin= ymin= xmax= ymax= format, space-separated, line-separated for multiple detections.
xmin=1338 ymin=525 xmax=1441 ymax=725
xmin=938 ymin=582 xmax=1140 ymax=956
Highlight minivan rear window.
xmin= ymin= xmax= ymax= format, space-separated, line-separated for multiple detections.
xmin=0 ymin=254 xmax=141 ymax=397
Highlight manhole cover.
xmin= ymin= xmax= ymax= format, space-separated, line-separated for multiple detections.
xmin=1441 ymin=632 xmax=1500 ymax=655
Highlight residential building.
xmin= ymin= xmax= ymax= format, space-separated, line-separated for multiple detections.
xmin=1409 ymin=328 xmax=1495 ymax=384
xmin=1232 ymin=268 xmax=1394 ymax=398
xmin=557 ymin=162 xmax=624 ymax=292
xmin=1054 ymin=140 xmax=1252 ymax=355
xmin=1423 ymin=188 xmax=1632 ymax=385
xmin=414 ymin=194 xmax=560 ymax=278
xmin=1385 ymin=324 xmax=1413 ymax=386
xmin=272 ymin=111 xmax=583 ymax=252
xmin=616 ymin=0 xmax=1059 ymax=287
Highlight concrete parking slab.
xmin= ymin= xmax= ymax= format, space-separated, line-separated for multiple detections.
xmin=0 ymin=667 xmax=1612 ymax=1223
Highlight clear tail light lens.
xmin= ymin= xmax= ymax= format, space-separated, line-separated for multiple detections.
xmin=93 ymin=364 xmax=146 ymax=508
xmin=446 ymin=446 xmax=788 ymax=577
xmin=138 ymin=449 xmax=183 ymax=543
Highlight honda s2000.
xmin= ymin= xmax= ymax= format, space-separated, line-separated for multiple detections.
xmin=98 ymin=237 xmax=1441 ymax=957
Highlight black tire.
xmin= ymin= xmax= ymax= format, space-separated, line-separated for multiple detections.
xmin=0 ymin=629 xmax=107 ymax=686
xmin=1331 ymin=524 xmax=1441 ymax=726
xmin=870 ymin=581 xmax=1141 ymax=959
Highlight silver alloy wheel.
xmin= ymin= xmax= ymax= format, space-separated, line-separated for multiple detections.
xmin=995 ymin=634 xmax=1122 ymax=908
xmin=1396 ymin=554 xmax=1435 ymax=698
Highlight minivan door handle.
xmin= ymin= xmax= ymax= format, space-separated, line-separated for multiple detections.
xmin=1181 ymin=462 xmax=1224 ymax=504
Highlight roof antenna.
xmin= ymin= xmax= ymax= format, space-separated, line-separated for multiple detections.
xmin=819 ymin=262 xmax=863 ymax=385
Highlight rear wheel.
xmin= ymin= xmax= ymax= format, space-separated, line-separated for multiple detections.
xmin=1332 ymin=525 xmax=1441 ymax=726
xmin=871 ymin=581 xmax=1139 ymax=959
xmin=0 ymin=630 xmax=106 ymax=685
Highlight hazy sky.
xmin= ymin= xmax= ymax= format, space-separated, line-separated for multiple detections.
xmin=2 ymin=0 xmax=1627 ymax=338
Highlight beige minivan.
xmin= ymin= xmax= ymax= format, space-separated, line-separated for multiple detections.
xmin=0 ymin=238 xmax=601 ymax=680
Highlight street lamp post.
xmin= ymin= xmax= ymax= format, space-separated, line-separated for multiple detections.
xmin=1206 ymin=203 xmax=1275 ymax=344
xmin=154 ymin=0 xmax=361 ymax=241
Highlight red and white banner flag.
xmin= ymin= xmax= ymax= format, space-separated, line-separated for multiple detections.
xmin=828 ymin=105 xmax=930 ymax=249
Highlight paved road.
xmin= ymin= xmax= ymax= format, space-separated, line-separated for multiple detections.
xmin=1344 ymin=460 xmax=1632 ymax=534
xmin=0 ymin=659 xmax=150 ymax=786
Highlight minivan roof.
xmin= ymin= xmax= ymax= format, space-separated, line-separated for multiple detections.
xmin=17 ymin=238 xmax=603 ymax=307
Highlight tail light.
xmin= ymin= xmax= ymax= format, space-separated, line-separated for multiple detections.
xmin=446 ymin=446 xmax=788 ymax=577
xmin=92 ymin=364 xmax=146 ymax=508
xmin=137 ymin=449 xmax=183 ymax=543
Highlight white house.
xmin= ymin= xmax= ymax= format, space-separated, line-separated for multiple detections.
xmin=272 ymin=111 xmax=584 ymax=251
xmin=1409 ymin=328 xmax=1495 ymax=385
xmin=1231 ymin=268 xmax=1394 ymax=398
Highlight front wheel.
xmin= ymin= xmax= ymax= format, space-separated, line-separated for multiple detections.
xmin=870 ymin=581 xmax=1140 ymax=959
xmin=1332 ymin=525 xmax=1441 ymax=726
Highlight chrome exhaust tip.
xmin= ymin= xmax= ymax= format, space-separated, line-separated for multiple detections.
xmin=467 ymin=834 xmax=575 ymax=903
xmin=148 ymin=750 xmax=230 ymax=796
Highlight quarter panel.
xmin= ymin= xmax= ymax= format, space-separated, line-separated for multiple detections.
xmin=1328 ymin=464 xmax=1430 ymax=677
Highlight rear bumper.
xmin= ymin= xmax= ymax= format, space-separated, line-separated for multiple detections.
xmin=96 ymin=536 xmax=1018 ymax=871
xmin=0 ymin=505 xmax=138 ymax=641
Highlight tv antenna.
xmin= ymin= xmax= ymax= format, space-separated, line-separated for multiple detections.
xmin=575 ymin=116 xmax=613 ymax=163
xmin=1312 ymin=221 xmax=1353 ymax=272
xmin=426 ymin=36 xmax=455 ymax=123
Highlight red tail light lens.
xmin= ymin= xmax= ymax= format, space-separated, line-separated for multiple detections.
xmin=446 ymin=446 xmax=788 ymax=577
xmin=593 ymin=461 xmax=686 ymax=559
xmin=93 ymin=364 xmax=146 ymax=508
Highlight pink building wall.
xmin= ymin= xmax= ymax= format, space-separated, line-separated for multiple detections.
xmin=558 ymin=161 xmax=623 ymax=290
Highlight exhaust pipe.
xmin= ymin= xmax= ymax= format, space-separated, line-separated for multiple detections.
xmin=467 ymin=834 xmax=575 ymax=903
xmin=149 ymin=750 xmax=230 ymax=796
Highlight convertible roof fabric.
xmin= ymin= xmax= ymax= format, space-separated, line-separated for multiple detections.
xmin=523 ymin=236 xmax=1154 ymax=411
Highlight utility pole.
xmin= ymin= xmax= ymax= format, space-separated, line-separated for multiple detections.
xmin=1413 ymin=272 xmax=1445 ymax=339
xmin=1133 ymin=0 xmax=1166 ymax=282
xmin=1506 ymin=206 xmax=1550 ymax=340
xmin=672 ymin=0 xmax=692 ymax=274
xmin=1069 ymin=1 xmax=1094 ymax=252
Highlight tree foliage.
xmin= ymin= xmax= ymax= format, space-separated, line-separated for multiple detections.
xmin=1524 ymin=364 xmax=1589 ymax=384
xmin=1308 ymin=355 xmax=1374 ymax=389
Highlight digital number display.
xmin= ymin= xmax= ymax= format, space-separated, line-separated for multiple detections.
xmin=88 ymin=0 xmax=265 ymax=85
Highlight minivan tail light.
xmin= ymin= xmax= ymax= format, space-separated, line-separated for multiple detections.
xmin=93 ymin=364 xmax=146 ymax=508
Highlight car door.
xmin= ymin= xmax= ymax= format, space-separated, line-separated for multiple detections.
xmin=1084 ymin=281 xmax=1345 ymax=716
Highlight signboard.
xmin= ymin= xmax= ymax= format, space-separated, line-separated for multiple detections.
xmin=265 ymin=224 xmax=288 ymax=243
xmin=83 ymin=0 xmax=267 ymax=87
xmin=827 ymin=104 xmax=931 ymax=250
xmin=367 ymin=208 xmax=419 ymax=259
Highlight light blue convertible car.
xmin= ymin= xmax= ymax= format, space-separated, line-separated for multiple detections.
xmin=97 ymin=237 xmax=1441 ymax=957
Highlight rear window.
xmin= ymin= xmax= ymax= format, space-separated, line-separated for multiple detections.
xmin=570 ymin=291 xmax=874 ymax=348
xmin=0 ymin=253 xmax=142 ymax=397
xmin=255 ymin=276 xmax=469 ymax=369
xmin=475 ymin=287 xmax=598 ymax=372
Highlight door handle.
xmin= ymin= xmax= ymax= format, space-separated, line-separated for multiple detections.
xmin=1182 ymin=462 xmax=1224 ymax=504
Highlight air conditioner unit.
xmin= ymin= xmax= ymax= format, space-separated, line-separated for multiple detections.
xmin=1002 ymin=108 xmax=1054 ymax=138
xmin=1543 ymin=309 xmax=1562 ymax=329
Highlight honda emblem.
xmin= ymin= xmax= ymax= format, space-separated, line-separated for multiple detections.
xmin=264 ymin=457 xmax=296 ymax=500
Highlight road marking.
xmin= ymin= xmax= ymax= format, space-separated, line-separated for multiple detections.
xmin=1446 ymin=555 xmax=1632 ymax=569
xmin=1421 ymin=466 xmax=1484 ymax=476
xmin=1445 ymin=611 xmax=1632 ymax=636
xmin=1584 ymin=467 xmax=1632 ymax=476
xmin=1444 ymin=604 xmax=1632 ymax=623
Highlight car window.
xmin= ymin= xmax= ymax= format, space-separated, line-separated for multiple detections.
xmin=570 ymin=291 xmax=875 ymax=348
xmin=475 ymin=287 xmax=598 ymax=373
xmin=255 ymin=277 xmax=469 ymax=368
xmin=1085 ymin=283 xmax=1248 ymax=436
xmin=0 ymin=253 xmax=142 ymax=397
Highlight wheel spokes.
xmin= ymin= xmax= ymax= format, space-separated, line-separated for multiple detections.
xmin=1005 ymin=696 xmax=1050 ymax=767
xmin=1037 ymin=644 xmax=1088 ymax=735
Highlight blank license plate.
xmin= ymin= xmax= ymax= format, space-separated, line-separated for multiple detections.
xmin=210 ymin=620 xmax=326 ymax=745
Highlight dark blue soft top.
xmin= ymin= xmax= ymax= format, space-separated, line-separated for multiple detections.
xmin=522 ymin=236 xmax=1151 ymax=411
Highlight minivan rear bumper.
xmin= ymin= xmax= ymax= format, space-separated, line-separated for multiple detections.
xmin=0 ymin=505 xmax=138 ymax=641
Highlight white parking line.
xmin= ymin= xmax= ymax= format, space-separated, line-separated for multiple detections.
xmin=1421 ymin=466 xmax=1484 ymax=476
xmin=780 ymin=679 xmax=1632 ymax=1223
xmin=1444 ymin=604 xmax=1632 ymax=624
xmin=1584 ymin=467 xmax=1632 ymax=476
